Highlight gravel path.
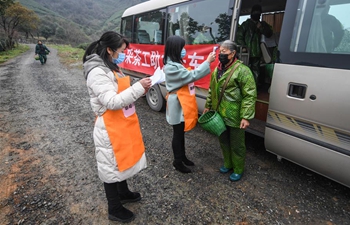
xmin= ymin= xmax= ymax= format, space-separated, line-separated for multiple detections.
xmin=0 ymin=44 xmax=349 ymax=225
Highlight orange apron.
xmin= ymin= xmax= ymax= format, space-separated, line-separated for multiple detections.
xmin=167 ymin=82 xmax=198 ymax=132
xmin=102 ymin=72 xmax=145 ymax=172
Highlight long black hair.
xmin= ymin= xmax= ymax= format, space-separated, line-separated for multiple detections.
xmin=83 ymin=31 xmax=129 ymax=72
xmin=163 ymin=35 xmax=185 ymax=65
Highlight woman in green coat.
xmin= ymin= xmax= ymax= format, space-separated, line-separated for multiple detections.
xmin=204 ymin=40 xmax=257 ymax=181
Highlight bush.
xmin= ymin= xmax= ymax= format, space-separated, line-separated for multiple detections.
xmin=0 ymin=39 xmax=6 ymax=52
xmin=76 ymin=43 xmax=90 ymax=50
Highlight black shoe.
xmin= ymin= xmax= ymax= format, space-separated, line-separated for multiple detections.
xmin=173 ymin=161 xmax=191 ymax=173
xmin=119 ymin=191 xmax=141 ymax=204
xmin=108 ymin=206 xmax=135 ymax=223
xmin=182 ymin=157 xmax=195 ymax=166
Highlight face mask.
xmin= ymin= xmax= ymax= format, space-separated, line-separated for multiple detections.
xmin=181 ymin=48 xmax=186 ymax=58
xmin=112 ymin=52 xmax=125 ymax=64
xmin=219 ymin=53 xmax=230 ymax=65
xmin=251 ymin=13 xmax=261 ymax=21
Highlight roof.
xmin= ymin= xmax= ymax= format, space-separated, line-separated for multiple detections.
xmin=122 ymin=0 xmax=190 ymax=17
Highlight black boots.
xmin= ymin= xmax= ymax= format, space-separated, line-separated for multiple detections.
xmin=104 ymin=181 xmax=141 ymax=223
xmin=182 ymin=157 xmax=195 ymax=166
xmin=173 ymin=161 xmax=192 ymax=173
xmin=117 ymin=180 xmax=141 ymax=204
xmin=108 ymin=207 xmax=134 ymax=223
xmin=172 ymin=156 xmax=195 ymax=173
xmin=171 ymin=123 xmax=195 ymax=173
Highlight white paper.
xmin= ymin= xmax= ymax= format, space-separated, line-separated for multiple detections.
xmin=150 ymin=67 xmax=165 ymax=86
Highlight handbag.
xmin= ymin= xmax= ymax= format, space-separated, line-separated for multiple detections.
xmin=198 ymin=62 xmax=241 ymax=136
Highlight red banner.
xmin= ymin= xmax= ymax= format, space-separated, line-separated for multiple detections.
xmin=119 ymin=43 xmax=219 ymax=89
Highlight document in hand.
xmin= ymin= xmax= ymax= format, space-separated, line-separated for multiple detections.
xmin=150 ymin=67 xmax=165 ymax=86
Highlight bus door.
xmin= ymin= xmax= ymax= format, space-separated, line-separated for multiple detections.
xmin=234 ymin=1 xmax=287 ymax=136
xmin=265 ymin=0 xmax=350 ymax=188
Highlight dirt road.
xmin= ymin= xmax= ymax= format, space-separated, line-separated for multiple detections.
xmin=0 ymin=45 xmax=349 ymax=225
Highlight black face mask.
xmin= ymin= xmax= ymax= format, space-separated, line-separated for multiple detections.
xmin=219 ymin=53 xmax=230 ymax=65
xmin=251 ymin=13 xmax=261 ymax=21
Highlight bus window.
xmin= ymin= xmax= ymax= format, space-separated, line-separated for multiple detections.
xmin=134 ymin=9 xmax=166 ymax=45
xmin=291 ymin=0 xmax=350 ymax=54
xmin=167 ymin=0 xmax=234 ymax=45
xmin=121 ymin=16 xmax=133 ymax=41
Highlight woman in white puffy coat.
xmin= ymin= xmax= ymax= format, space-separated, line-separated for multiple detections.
xmin=83 ymin=31 xmax=151 ymax=223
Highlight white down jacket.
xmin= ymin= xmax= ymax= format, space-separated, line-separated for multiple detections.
xmin=83 ymin=54 xmax=147 ymax=183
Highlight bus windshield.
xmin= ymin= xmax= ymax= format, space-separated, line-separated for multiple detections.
xmin=167 ymin=0 xmax=233 ymax=44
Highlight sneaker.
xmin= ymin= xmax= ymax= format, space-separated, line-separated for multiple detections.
xmin=229 ymin=173 xmax=242 ymax=181
xmin=219 ymin=166 xmax=232 ymax=174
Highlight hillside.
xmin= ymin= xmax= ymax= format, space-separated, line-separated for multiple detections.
xmin=18 ymin=0 xmax=147 ymax=45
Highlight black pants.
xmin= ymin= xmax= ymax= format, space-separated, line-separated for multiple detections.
xmin=172 ymin=122 xmax=185 ymax=163
xmin=103 ymin=180 xmax=129 ymax=214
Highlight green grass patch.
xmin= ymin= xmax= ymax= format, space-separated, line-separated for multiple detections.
xmin=49 ymin=44 xmax=85 ymax=69
xmin=0 ymin=45 xmax=30 ymax=64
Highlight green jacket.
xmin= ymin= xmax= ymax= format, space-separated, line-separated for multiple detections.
xmin=35 ymin=44 xmax=50 ymax=55
xmin=236 ymin=19 xmax=273 ymax=58
xmin=205 ymin=60 xmax=257 ymax=128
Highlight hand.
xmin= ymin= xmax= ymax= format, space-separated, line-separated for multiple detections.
xmin=240 ymin=118 xmax=250 ymax=129
xmin=139 ymin=77 xmax=152 ymax=93
xmin=203 ymin=108 xmax=210 ymax=114
xmin=256 ymin=21 xmax=261 ymax=29
xmin=206 ymin=52 xmax=216 ymax=63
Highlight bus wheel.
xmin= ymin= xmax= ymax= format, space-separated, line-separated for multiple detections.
xmin=146 ymin=84 xmax=165 ymax=112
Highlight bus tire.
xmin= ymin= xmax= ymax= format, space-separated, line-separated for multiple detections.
xmin=146 ymin=84 xmax=165 ymax=112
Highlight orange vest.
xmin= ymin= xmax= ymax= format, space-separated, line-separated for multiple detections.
xmin=167 ymin=82 xmax=198 ymax=132
xmin=102 ymin=72 xmax=145 ymax=172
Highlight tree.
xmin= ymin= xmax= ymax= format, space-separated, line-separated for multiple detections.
xmin=179 ymin=12 xmax=198 ymax=44
xmin=40 ymin=25 xmax=55 ymax=41
xmin=215 ymin=13 xmax=231 ymax=43
xmin=38 ymin=18 xmax=56 ymax=41
xmin=0 ymin=0 xmax=14 ymax=15
xmin=55 ymin=26 xmax=66 ymax=39
xmin=0 ymin=2 xmax=39 ymax=49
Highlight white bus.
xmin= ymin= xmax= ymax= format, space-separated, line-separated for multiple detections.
xmin=120 ymin=0 xmax=350 ymax=188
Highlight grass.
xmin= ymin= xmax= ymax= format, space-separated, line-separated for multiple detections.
xmin=0 ymin=45 xmax=30 ymax=63
xmin=49 ymin=44 xmax=85 ymax=69
xmin=0 ymin=44 xmax=84 ymax=69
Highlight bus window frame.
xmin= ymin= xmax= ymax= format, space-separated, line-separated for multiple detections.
xmin=127 ymin=8 xmax=166 ymax=45
xmin=279 ymin=0 xmax=350 ymax=70
xmin=121 ymin=16 xmax=134 ymax=42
